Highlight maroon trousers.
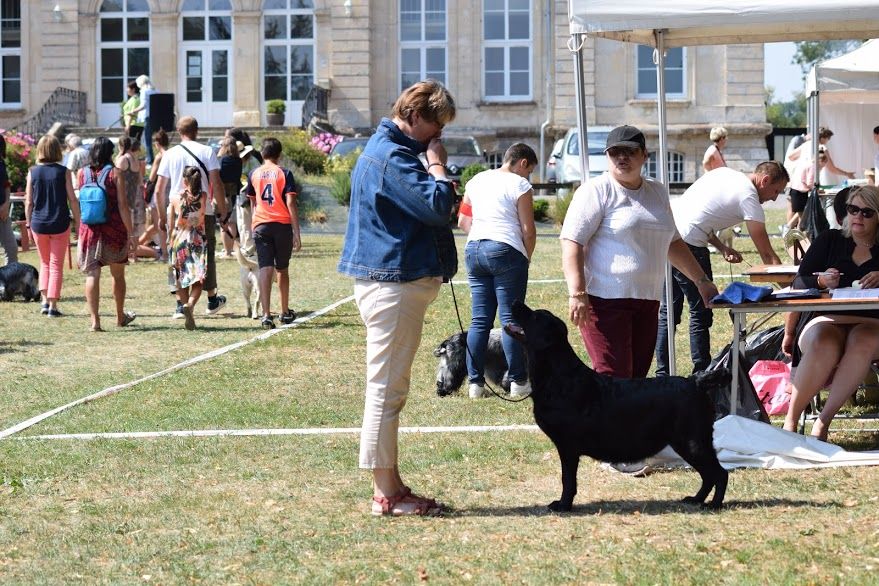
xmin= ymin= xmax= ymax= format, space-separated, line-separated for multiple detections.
xmin=578 ymin=295 xmax=660 ymax=379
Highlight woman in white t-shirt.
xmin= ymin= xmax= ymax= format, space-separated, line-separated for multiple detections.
xmin=457 ymin=143 xmax=537 ymax=399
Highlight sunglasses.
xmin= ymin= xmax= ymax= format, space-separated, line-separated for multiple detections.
xmin=846 ymin=204 xmax=877 ymax=219
xmin=606 ymin=147 xmax=640 ymax=158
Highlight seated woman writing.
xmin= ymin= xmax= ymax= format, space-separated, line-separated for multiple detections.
xmin=782 ymin=185 xmax=879 ymax=441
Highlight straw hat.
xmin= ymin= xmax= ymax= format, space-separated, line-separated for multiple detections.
xmin=236 ymin=140 xmax=254 ymax=159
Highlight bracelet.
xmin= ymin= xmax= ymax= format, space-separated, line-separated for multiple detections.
xmin=569 ymin=291 xmax=588 ymax=299
xmin=427 ymin=162 xmax=446 ymax=171
xmin=697 ymin=275 xmax=712 ymax=284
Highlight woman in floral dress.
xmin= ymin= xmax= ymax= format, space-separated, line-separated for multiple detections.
xmin=169 ymin=166 xmax=207 ymax=330
xmin=77 ymin=137 xmax=136 ymax=331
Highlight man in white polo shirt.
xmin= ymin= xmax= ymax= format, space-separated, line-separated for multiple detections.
xmin=654 ymin=161 xmax=789 ymax=376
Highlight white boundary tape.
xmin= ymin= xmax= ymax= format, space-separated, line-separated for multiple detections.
xmin=0 ymin=295 xmax=355 ymax=440
xmin=20 ymin=424 xmax=540 ymax=441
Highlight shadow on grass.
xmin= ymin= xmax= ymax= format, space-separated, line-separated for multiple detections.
xmin=0 ymin=340 xmax=53 ymax=354
xmin=457 ymin=497 xmax=818 ymax=517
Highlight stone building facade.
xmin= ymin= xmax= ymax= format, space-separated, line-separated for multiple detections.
xmin=5 ymin=0 xmax=770 ymax=182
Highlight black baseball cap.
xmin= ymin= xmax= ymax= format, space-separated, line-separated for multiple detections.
xmin=605 ymin=125 xmax=646 ymax=152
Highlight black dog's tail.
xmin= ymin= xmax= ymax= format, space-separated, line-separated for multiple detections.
xmin=691 ymin=368 xmax=732 ymax=392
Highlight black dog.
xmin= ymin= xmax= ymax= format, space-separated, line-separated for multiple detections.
xmin=505 ymin=301 xmax=729 ymax=511
xmin=433 ymin=328 xmax=510 ymax=396
xmin=0 ymin=262 xmax=39 ymax=302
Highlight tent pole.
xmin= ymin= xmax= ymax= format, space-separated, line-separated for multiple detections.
xmin=571 ymin=33 xmax=590 ymax=179
xmin=655 ymin=29 xmax=676 ymax=377
xmin=811 ymin=90 xmax=820 ymax=189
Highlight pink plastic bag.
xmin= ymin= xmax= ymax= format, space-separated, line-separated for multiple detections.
xmin=749 ymin=360 xmax=791 ymax=416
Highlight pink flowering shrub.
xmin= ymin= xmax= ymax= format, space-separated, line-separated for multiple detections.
xmin=3 ymin=130 xmax=35 ymax=192
xmin=309 ymin=132 xmax=342 ymax=155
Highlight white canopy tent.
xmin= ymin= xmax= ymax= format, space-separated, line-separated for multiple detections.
xmin=806 ymin=39 xmax=879 ymax=184
xmin=567 ymin=0 xmax=879 ymax=405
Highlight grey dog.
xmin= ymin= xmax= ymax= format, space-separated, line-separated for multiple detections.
xmin=433 ymin=328 xmax=510 ymax=396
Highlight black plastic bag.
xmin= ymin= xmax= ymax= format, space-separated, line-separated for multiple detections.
xmin=800 ymin=187 xmax=829 ymax=242
xmin=705 ymin=326 xmax=788 ymax=422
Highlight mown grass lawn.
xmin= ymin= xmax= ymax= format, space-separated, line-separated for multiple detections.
xmin=3 ymin=211 xmax=879 ymax=584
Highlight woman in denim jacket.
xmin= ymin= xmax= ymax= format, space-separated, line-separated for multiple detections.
xmin=338 ymin=80 xmax=456 ymax=517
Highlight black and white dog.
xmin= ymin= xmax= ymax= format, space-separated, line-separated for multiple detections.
xmin=0 ymin=262 xmax=39 ymax=302
xmin=433 ymin=328 xmax=510 ymax=396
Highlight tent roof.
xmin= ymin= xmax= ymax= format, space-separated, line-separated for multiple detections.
xmin=569 ymin=0 xmax=879 ymax=47
xmin=806 ymin=39 xmax=879 ymax=101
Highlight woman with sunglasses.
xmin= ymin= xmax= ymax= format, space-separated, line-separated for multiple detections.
xmin=783 ymin=185 xmax=879 ymax=440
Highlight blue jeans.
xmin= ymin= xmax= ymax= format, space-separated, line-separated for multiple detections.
xmin=465 ymin=240 xmax=529 ymax=384
xmin=655 ymin=244 xmax=714 ymax=376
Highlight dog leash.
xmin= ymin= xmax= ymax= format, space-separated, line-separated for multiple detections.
xmin=447 ymin=279 xmax=531 ymax=403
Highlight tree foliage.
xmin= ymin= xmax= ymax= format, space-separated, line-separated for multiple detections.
xmin=765 ymin=87 xmax=806 ymax=128
xmin=792 ymin=40 xmax=862 ymax=75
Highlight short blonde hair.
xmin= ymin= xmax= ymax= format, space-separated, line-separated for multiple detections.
xmin=709 ymin=127 xmax=728 ymax=143
xmin=36 ymin=134 xmax=63 ymax=164
xmin=842 ymin=185 xmax=879 ymax=244
xmin=391 ymin=79 xmax=456 ymax=127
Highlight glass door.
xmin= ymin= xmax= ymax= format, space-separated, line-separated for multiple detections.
xmin=179 ymin=46 xmax=232 ymax=125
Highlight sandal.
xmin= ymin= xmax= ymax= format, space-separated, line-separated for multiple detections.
xmin=118 ymin=311 xmax=137 ymax=327
xmin=371 ymin=487 xmax=444 ymax=517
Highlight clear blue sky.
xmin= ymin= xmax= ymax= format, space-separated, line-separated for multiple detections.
xmin=764 ymin=41 xmax=805 ymax=101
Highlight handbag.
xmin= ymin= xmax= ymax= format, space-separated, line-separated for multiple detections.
xmin=749 ymin=360 xmax=791 ymax=416
xmin=433 ymin=225 xmax=458 ymax=283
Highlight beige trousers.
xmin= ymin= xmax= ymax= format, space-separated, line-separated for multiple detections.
xmin=354 ymin=277 xmax=441 ymax=469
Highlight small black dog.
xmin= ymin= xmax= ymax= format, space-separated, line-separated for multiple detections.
xmin=433 ymin=328 xmax=510 ymax=396
xmin=0 ymin=262 xmax=39 ymax=302
xmin=506 ymin=301 xmax=729 ymax=511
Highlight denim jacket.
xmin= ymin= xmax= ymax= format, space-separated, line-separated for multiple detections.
xmin=338 ymin=118 xmax=456 ymax=282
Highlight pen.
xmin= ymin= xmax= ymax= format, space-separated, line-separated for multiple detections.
xmin=812 ymin=272 xmax=843 ymax=276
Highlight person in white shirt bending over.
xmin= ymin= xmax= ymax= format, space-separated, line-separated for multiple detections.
xmin=655 ymin=162 xmax=789 ymax=376
xmin=457 ymin=143 xmax=537 ymax=399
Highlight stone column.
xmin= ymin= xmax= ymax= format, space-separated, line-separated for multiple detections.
xmin=231 ymin=11 xmax=262 ymax=127
xmin=148 ymin=12 xmax=178 ymax=102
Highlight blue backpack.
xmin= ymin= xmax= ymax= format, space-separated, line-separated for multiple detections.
xmin=79 ymin=165 xmax=113 ymax=225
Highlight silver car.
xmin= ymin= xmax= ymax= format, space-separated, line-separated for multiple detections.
xmin=551 ymin=126 xmax=613 ymax=186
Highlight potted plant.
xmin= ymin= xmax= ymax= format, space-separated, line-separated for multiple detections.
xmin=266 ymin=99 xmax=286 ymax=126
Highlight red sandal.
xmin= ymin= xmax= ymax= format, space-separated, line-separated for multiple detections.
xmin=371 ymin=487 xmax=444 ymax=517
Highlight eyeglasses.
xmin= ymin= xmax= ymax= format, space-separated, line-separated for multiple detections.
xmin=846 ymin=204 xmax=877 ymax=219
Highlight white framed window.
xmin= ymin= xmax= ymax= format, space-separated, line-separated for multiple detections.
xmin=0 ymin=0 xmax=21 ymax=106
xmin=636 ymin=45 xmax=686 ymax=99
xmin=181 ymin=0 xmax=232 ymax=42
xmin=98 ymin=0 xmax=150 ymax=106
xmin=399 ymin=0 xmax=447 ymax=92
xmin=482 ymin=0 xmax=531 ymax=101
xmin=646 ymin=151 xmax=685 ymax=183
xmin=263 ymin=0 xmax=315 ymax=103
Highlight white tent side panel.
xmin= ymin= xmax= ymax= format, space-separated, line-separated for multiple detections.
xmin=804 ymin=41 xmax=879 ymax=182
xmin=569 ymin=0 xmax=879 ymax=47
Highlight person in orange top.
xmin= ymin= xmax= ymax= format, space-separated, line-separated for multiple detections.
xmin=245 ymin=137 xmax=301 ymax=329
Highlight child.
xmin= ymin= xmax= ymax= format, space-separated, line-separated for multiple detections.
xmin=168 ymin=166 xmax=207 ymax=330
xmin=244 ymin=137 xmax=301 ymax=329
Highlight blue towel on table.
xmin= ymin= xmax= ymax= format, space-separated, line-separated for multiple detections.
xmin=711 ymin=281 xmax=773 ymax=304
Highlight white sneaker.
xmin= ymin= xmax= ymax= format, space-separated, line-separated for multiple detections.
xmin=602 ymin=460 xmax=653 ymax=477
xmin=468 ymin=383 xmax=485 ymax=399
xmin=510 ymin=380 xmax=532 ymax=398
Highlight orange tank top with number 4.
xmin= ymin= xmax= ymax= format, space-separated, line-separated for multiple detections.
xmin=250 ymin=162 xmax=295 ymax=227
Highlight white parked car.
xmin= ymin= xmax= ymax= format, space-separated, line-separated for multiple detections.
xmin=550 ymin=126 xmax=614 ymax=186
